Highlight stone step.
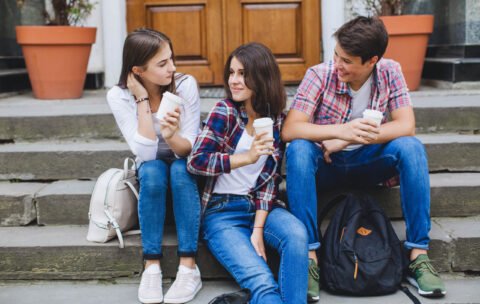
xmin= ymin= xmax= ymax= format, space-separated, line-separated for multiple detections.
xmin=0 ymin=216 xmax=479 ymax=280
xmin=0 ymin=91 xmax=479 ymax=141
xmin=2 ymin=276 xmax=480 ymax=304
xmin=0 ymin=182 xmax=46 ymax=226
xmin=0 ymin=134 xmax=478 ymax=181
xmin=2 ymin=173 xmax=478 ymax=226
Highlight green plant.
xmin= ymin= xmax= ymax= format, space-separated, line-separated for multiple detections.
xmin=364 ymin=0 xmax=407 ymax=16
xmin=45 ymin=0 xmax=96 ymax=26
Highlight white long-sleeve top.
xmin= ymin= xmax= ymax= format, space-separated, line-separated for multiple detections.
xmin=107 ymin=74 xmax=201 ymax=165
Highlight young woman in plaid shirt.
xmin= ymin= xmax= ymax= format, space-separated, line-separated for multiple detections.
xmin=188 ymin=43 xmax=308 ymax=304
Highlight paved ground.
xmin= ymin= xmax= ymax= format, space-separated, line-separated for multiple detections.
xmin=0 ymin=275 xmax=479 ymax=304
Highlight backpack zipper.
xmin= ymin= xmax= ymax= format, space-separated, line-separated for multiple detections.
xmin=353 ymin=252 xmax=358 ymax=280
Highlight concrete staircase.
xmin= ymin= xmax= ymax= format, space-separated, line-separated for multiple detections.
xmin=0 ymin=88 xmax=479 ymax=283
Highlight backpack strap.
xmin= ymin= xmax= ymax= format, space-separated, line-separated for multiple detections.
xmin=104 ymin=209 xmax=125 ymax=248
xmin=125 ymin=180 xmax=139 ymax=200
xmin=400 ymin=286 xmax=421 ymax=304
xmin=317 ymin=193 xmax=348 ymax=242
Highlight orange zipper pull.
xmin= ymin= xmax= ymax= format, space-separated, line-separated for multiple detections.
xmin=353 ymin=253 xmax=358 ymax=280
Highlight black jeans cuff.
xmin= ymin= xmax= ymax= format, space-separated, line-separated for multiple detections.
xmin=178 ymin=251 xmax=197 ymax=257
xmin=143 ymin=253 xmax=163 ymax=260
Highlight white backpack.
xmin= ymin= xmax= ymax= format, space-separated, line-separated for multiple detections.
xmin=87 ymin=158 xmax=140 ymax=248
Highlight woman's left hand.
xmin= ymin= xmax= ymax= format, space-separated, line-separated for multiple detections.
xmin=160 ymin=107 xmax=181 ymax=139
xmin=251 ymin=228 xmax=267 ymax=262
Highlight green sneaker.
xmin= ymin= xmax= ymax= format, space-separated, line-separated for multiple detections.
xmin=407 ymin=254 xmax=446 ymax=298
xmin=307 ymin=258 xmax=320 ymax=302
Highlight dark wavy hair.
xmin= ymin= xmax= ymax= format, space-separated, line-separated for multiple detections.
xmin=223 ymin=42 xmax=286 ymax=117
xmin=118 ymin=28 xmax=178 ymax=95
xmin=334 ymin=16 xmax=389 ymax=63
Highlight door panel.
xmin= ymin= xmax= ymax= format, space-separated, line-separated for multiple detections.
xmin=147 ymin=5 xmax=206 ymax=59
xmin=242 ymin=3 xmax=300 ymax=57
xmin=127 ymin=0 xmax=321 ymax=85
xmin=127 ymin=0 xmax=222 ymax=84
xmin=224 ymin=0 xmax=320 ymax=83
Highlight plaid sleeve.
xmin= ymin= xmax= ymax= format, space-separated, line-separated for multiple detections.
xmin=290 ymin=67 xmax=324 ymax=117
xmin=387 ymin=61 xmax=413 ymax=112
xmin=252 ymin=176 xmax=278 ymax=211
xmin=187 ymin=101 xmax=232 ymax=176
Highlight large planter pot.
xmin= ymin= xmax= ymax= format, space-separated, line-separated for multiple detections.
xmin=15 ymin=26 xmax=97 ymax=99
xmin=380 ymin=15 xmax=434 ymax=91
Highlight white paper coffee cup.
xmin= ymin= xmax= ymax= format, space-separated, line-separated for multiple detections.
xmin=362 ymin=109 xmax=383 ymax=126
xmin=156 ymin=91 xmax=184 ymax=120
xmin=253 ymin=118 xmax=274 ymax=146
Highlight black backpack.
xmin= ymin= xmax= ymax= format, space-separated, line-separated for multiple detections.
xmin=318 ymin=193 xmax=410 ymax=296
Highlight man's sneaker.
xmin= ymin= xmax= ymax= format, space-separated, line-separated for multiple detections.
xmin=307 ymin=258 xmax=320 ymax=302
xmin=138 ymin=264 xmax=163 ymax=304
xmin=164 ymin=265 xmax=202 ymax=303
xmin=407 ymin=254 xmax=446 ymax=298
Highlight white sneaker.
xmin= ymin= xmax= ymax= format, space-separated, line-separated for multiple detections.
xmin=164 ymin=265 xmax=202 ymax=303
xmin=138 ymin=264 xmax=163 ymax=304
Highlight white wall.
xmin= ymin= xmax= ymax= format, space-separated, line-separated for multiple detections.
xmin=85 ymin=2 xmax=104 ymax=73
xmin=101 ymin=0 xmax=127 ymax=87
xmin=321 ymin=0 xmax=346 ymax=62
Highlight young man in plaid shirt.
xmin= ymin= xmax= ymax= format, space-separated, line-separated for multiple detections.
xmin=282 ymin=16 xmax=446 ymax=301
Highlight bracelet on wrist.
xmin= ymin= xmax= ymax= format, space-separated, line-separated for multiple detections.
xmin=135 ymin=96 xmax=149 ymax=104
xmin=253 ymin=226 xmax=264 ymax=229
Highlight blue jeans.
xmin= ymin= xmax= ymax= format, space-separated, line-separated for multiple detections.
xmin=137 ymin=159 xmax=201 ymax=259
xmin=202 ymin=194 xmax=308 ymax=304
xmin=286 ymin=137 xmax=431 ymax=251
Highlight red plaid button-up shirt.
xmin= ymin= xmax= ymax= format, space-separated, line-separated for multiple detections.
xmin=291 ymin=58 xmax=412 ymax=125
xmin=290 ymin=59 xmax=412 ymax=187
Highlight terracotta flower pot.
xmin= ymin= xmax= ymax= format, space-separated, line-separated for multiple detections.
xmin=380 ymin=15 xmax=434 ymax=91
xmin=15 ymin=26 xmax=97 ymax=99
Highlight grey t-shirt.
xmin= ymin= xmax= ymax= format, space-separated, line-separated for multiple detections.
xmin=343 ymin=74 xmax=373 ymax=151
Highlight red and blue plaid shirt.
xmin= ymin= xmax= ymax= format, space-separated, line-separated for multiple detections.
xmin=291 ymin=58 xmax=412 ymax=125
xmin=187 ymin=99 xmax=285 ymax=212
xmin=290 ymin=59 xmax=412 ymax=187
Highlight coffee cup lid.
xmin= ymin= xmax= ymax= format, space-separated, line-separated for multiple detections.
xmin=253 ymin=117 xmax=273 ymax=128
xmin=363 ymin=109 xmax=383 ymax=117
xmin=163 ymin=91 xmax=184 ymax=105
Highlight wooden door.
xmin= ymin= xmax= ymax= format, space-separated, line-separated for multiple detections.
xmin=127 ymin=0 xmax=321 ymax=85
xmin=127 ymin=0 xmax=223 ymax=84
xmin=224 ymin=0 xmax=320 ymax=83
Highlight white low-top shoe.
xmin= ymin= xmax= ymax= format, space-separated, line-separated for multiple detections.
xmin=138 ymin=265 xmax=163 ymax=304
xmin=164 ymin=265 xmax=202 ymax=303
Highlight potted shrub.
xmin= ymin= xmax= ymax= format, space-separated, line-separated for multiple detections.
xmin=364 ymin=0 xmax=434 ymax=91
xmin=15 ymin=0 xmax=97 ymax=99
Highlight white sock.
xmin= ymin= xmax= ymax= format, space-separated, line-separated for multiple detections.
xmin=144 ymin=263 xmax=161 ymax=274
xmin=178 ymin=265 xmax=197 ymax=274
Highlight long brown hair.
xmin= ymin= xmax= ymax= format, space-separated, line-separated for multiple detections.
xmin=224 ymin=42 xmax=286 ymax=117
xmin=118 ymin=28 xmax=177 ymax=95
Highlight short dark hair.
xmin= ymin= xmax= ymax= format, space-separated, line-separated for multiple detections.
xmin=118 ymin=28 xmax=177 ymax=95
xmin=223 ymin=42 xmax=286 ymax=117
xmin=334 ymin=16 xmax=389 ymax=63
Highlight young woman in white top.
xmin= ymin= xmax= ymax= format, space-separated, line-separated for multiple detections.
xmin=107 ymin=28 xmax=202 ymax=304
